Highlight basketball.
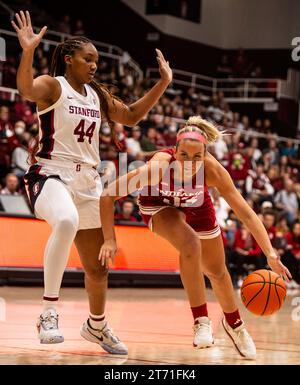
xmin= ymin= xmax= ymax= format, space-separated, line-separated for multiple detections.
xmin=241 ymin=269 xmax=286 ymax=316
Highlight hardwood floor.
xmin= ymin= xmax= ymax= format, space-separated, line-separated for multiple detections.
xmin=0 ymin=286 xmax=299 ymax=365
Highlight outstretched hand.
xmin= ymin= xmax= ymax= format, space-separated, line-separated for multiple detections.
xmin=11 ymin=10 xmax=47 ymax=51
xmin=267 ymin=252 xmax=292 ymax=282
xmin=155 ymin=49 xmax=172 ymax=85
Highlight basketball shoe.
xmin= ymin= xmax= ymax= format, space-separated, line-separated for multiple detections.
xmin=80 ymin=319 xmax=128 ymax=355
xmin=222 ymin=318 xmax=256 ymax=359
xmin=193 ymin=316 xmax=214 ymax=349
xmin=37 ymin=308 xmax=64 ymax=344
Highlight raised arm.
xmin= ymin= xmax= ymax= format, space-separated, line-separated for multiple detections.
xmin=99 ymin=152 xmax=170 ymax=267
xmin=108 ymin=50 xmax=172 ymax=126
xmin=12 ymin=11 xmax=60 ymax=104
xmin=206 ymin=155 xmax=291 ymax=281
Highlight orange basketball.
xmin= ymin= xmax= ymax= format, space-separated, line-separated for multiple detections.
xmin=241 ymin=269 xmax=286 ymax=316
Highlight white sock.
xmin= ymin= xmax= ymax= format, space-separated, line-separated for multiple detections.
xmin=89 ymin=313 xmax=106 ymax=330
xmin=42 ymin=299 xmax=58 ymax=313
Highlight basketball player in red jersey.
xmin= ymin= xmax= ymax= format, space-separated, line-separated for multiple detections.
xmin=12 ymin=11 xmax=172 ymax=354
xmin=100 ymin=116 xmax=291 ymax=360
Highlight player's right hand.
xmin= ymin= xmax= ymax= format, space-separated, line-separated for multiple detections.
xmin=99 ymin=239 xmax=117 ymax=268
xmin=11 ymin=10 xmax=47 ymax=51
xmin=267 ymin=251 xmax=292 ymax=282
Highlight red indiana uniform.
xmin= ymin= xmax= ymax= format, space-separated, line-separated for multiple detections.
xmin=137 ymin=148 xmax=221 ymax=239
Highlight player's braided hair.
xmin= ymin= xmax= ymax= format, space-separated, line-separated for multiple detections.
xmin=29 ymin=37 xmax=122 ymax=164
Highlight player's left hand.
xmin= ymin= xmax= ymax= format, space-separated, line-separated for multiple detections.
xmin=99 ymin=239 xmax=117 ymax=268
xmin=11 ymin=10 xmax=47 ymax=51
xmin=267 ymin=252 xmax=292 ymax=282
xmin=156 ymin=49 xmax=172 ymax=85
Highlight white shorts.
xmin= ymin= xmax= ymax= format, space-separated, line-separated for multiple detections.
xmin=24 ymin=159 xmax=102 ymax=230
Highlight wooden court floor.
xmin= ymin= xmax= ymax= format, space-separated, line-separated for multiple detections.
xmin=0 ymin=286 xmax=299 ymax=365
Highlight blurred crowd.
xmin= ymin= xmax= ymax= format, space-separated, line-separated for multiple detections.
xmin=216 ymin=49 xmax=263 ymax=79
xmin=0 ymin=45 xmax=300 ymax=289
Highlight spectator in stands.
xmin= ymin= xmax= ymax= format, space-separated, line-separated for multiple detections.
xmin=266 ymin=165 xmax=283 ymax=193
xmin=245 ymin=164 xmax=274 ymax=204
xmin=237 ymin=115 xmax=251 ymax=132
xmin=137 ymin=113 xmax=152 ymax=134
xmin=231 ymin=112 xmax=241 ymax=129
xmin=120 ymin=68 xmax=134 ymax=88
xmin=182 ymin=98 xmax=194 ymax=119
xmin=11 ymin=132 xmax=30 ymax=179
xmin=0 ymin=105 xmax=14 ymax=133
xmin=216 ymin=54 xmax=233 ymax=78
xmin=186 ymin=87 xmax=200 ymax=103
xmin=286 ymin=222 xmax=300 ymax=255
xmin=33 ymin=47 xmax=45 ymax=71
xmin=207 ymin=94 xmax=223 ymax=123
xmin=278 ymin=155 xmax=290 ymax=177
xmin=272 ymin=229 xmax=288 ymax=258
xmin=224 ymin=218 xmax=238 ymax=248
xmin=276 ymin=217 xmax=290 ymax=236
xmin=274 ymin=178 xmax=299 ymax=225
xmin=14 ymin=96 xmax=36 ymax=126
xmin=232 ymin=48 xmax=250 ymax=77
xmin=262 ymin=138 xmax=280 ymax=166
xmin=153 ymin=104 xmax=167 ymax=128
xmin=212 ymin=134 xmax=228 ymax=161
xmin=140 ymin=127 xmax=162 ymax=154
xmin=262 ymin=211 xmax=277 ymax=244
xmin=14 ymin=120 xmax=26 ymax=137
xmin=106 ymin=146 xmax=118 ymax=163
xmin=260 ymin=200 xmax=274 ymax=214
xmin=39 ymin=57 xmax=50 ymax=75
xmin=163 ymin=119 xmax=178 ymax=147
xmin=99 ymin=122 xmax=113 ymax=161
xmin=295 ymin=183 xmax=300 ymax=209
xmin=282 ymin=222 xmax=300 ymax=286
xmin=222 ymin=103 xmax=233 ymax=125
xmin=227 ymin=143 xmax=251 ymax=189
xmin=249 ymin=66 xmax=263 ymax=97
xmin=233 ymin=225 xmax=264 ymax=281
xmin=254 ymin=118 xmax=263 ymax=131
xmin=0 ymin=106 xmax=19 ymax=178
xmin=1 ymin=56 xmax=17 ymax=88
xmin=247 ymin=137 xmax=262 ymax=164
xmin=1 ymin=173 xmax=20 ymax=195
xmin=115 ymin=200 xmax=138 ymax=222
xmin=126 ymin=126 xmax=143 ymax=160
xmin=73 ymin=19 xmax=85 ymax=36
xmin=216 ymin=91 xmax=226 ymax=110
xmin=262 ymin=118 xmax=272 ymax=134
xmin=280 ymin=139 xmax=297 ymax=158
xmin=211 ymin=188 xmax=230 ymax=229
xmin=58 ymin=14 xmax=72 ymax=35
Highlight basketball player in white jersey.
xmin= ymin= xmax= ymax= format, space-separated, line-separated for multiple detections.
xmin=12 ymin=11 xmax=172 ymax=354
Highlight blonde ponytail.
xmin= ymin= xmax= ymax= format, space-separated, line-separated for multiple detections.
xmin=178 ymin=116 xmax=223 ymax=144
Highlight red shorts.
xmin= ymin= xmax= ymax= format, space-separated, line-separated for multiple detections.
xmin=139 ymin=202 xmax=221 ymax=240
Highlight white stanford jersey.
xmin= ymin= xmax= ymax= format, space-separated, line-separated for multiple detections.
xmin=36 ymin=76 xmax=101 ymax=167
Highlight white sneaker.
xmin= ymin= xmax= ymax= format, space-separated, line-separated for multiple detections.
xmin=193 ymin=316 xmax=214 ymax=349
xmin=37 ymin=308 xmax=64 ymax=344
xmin=80 ymin=319 xmax=128 ymax=355
xmin=222 ymin=318 xmax=256 ymax=360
